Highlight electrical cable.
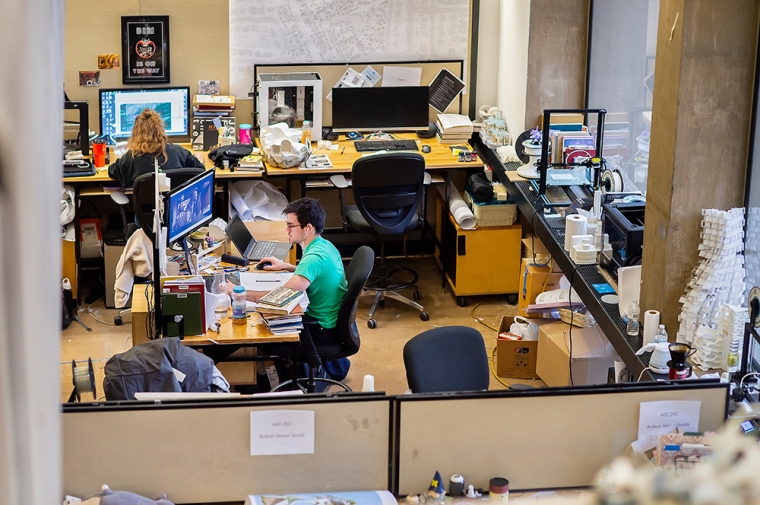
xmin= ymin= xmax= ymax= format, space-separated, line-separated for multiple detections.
xmin=85 ymin=303 xmax=116 ymax=326
xmin=740 ymin=372 xmax=760 ymax=392
xmin=530 ymin=210 xmax=553 ymax=268
xmin=469 ymin=300 xmax=511 ymax=389
xmin=637 ymin=366 xmax=652 ymax=382
xmin=489 ymin=347 xmax=512 ymax=389
xmin=567 ymin=266 xmax=578 ymax=386
xmin=470 ymin=300 xmax=499 ymax=332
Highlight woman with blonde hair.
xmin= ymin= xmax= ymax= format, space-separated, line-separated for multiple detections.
xmin=108 ymin=108 xmax=204 ymax=187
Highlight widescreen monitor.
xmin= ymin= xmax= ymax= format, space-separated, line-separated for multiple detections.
xmin=99 ymin=87 xmax=190 ymax=143
xmin=167 ymin=169 xmax=215 ymax=245
xmin=331 ymin=86 xmax=429 ymax=132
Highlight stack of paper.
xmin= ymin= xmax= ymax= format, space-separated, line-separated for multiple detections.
xmin=436 ymin=114 xmax=473 ymax=144
xmin=676 ymin=208 xmax=746 ymax=345
xmin=238 ymin=154 xmax=263 ymax=171
xmin=192 ymin=95 xmax=236 ymax=117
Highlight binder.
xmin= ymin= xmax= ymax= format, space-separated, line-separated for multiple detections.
xmin=160 ymin=292 xmax=203 ymax=337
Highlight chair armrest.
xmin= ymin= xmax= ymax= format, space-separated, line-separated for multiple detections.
xmin=423 ymin=172 xmax=432 ymax=186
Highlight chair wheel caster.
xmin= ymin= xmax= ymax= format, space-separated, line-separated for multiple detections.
xmin=114 ymin=316 xmax=123 ymax=326
xmin=420 ymin=311 xmax=429 ymax=321
xmin=367 ymin=319 xmax=377 ymax=329
xmin=457 ymin=297 xmax=468 ymax=307
xmin=507 ymin=293 xmax=518 ymax=305
xmin=413 ymin=290 xmax=422 ymax=301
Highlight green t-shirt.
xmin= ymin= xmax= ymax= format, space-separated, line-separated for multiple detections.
xmin=294 ymin=236 xmax=348 ymax=329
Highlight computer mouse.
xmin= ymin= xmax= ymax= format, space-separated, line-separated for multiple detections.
xmin=255 ymin=261 xmax=272 ymax=270
xmin=422 ymin=145 xmax=431 ymax=153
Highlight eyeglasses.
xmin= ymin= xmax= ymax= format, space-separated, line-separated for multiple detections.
xmin=286 ymin=222 xmax=303 ymax=230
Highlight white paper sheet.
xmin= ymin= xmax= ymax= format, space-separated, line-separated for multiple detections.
xmin=239 ymin=272 xmax=293 ymax=291
xmin=250 ymin=410 xmax=315 ymax=456
xmin=361 ymin=65 xmax=382 ymax=86
xmin=382 ymin=66 xmax=422 ymax=87
xmin=637 ymin=400 xmax=701 ymax=451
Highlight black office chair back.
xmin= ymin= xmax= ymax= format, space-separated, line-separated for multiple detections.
xmin=332 ymin=245 xmax=375 ymax=357
xmin=133 ymin=168 xmax=205 ymax=240
xmin=403 ymin=326 xmax=490 ymax=393
xmin=351 ymin=153 xmax=425 ymax=236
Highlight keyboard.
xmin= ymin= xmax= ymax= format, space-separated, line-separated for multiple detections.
xmin=248 ymin=241 xmax=277 ymax=260
xmin=354 ymin=140 xmax=419 ymax=152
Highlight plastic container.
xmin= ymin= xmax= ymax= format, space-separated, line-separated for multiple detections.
xmin=92 ymin=139 xmax=106 ymax=168
xmin=211 ymin=271 xmax=230 ymax=315
xmin=232 ymin=285 xmax=247 ymax=324
xmin=239 ymin=124 xmax=252 ymax=145
xmin=655 ymin=324 xmax=668 ymax=344
xmin=464 ymin=189 xmax=517 ymax=227
xmin=301 ymin=120 xmax=312 ymax=145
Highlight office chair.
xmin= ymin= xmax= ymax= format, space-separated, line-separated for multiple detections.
xmin=339 ymin=153 xmax=429 ymax=328
xmin=113 ymin=168 xmax=205 ymax=325
xmin=403 ymin=326 xmax=490 ymax=393
xmin=271 ymin=245 xmax=375 ymax=393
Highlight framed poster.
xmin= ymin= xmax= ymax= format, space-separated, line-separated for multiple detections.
xmin=121 ymin=16 xmax=170 ymax=84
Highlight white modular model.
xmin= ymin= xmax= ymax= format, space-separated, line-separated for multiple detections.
xmin=256 ymin=72 xmax=322 ymax=140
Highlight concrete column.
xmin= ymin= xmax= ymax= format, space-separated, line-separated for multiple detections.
xmin=641 ymin=0 xmax=759 ymax=333
xmin=524 ymin=0 xmax=590 ymax=130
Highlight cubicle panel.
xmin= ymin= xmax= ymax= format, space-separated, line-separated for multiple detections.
xmin=395 ymin=382 xmax=728 ymax=495
xmin=254 ymin=60 xmax=465 ymax=127
xmin=64 ymin=396 xmax=391 ymax=504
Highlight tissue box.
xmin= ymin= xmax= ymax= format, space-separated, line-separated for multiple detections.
xmin=536 ymin=321 xmax=616 ymax=387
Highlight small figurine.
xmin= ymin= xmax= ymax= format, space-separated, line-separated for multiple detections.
xmin=406 ymin=494 xmax=420 ymax=504
xmin=465 ymin=485 xmax=482 ymax=499
xmin=427 ymin=470 xmax=446 ymax=504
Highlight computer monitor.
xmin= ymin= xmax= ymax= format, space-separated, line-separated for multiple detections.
xmin=99 ymin=87 xmax=190 ymax=142
xmin=167 ymin=169 xmax=215 ymax=245
xmin=331 ymin=86 xmax=429 ymax=132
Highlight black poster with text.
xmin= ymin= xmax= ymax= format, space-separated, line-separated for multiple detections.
xmin=121 ymin=16 xmax=170 ymax=84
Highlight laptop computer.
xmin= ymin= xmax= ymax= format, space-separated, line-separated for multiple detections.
xmin=225 ymin=214 xmax=291 ymax=262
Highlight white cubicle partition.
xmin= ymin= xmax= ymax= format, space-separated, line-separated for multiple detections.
xmin=394 ymin=382 xmax=728 ymax=495
xmin=64 ymin=394 xmax=391 ymax=504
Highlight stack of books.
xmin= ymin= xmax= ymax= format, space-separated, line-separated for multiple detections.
xmin=436 ymin=114 xmax=474 ymax=144
xmin=238 ymin=154 xmax=264 ymax=172
xmin=256 ymin=286 xmax=307 ymax=335
xmin=192 ymin=95 xmax=236 ymax=117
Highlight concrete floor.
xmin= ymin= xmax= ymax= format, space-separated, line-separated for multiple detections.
xmin=60 ymin=256 xmax=543 ymax=402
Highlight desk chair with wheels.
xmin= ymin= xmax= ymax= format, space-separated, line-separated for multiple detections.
xmin=337 ymin=153 xmax=428 ymax=328
xmin=403 ymin=326 xmax=490 ymax=393
xmin=113 ymin=168 xmax=205 ymax=325
xmin=272 ymin=245 xmax=375 ymax=393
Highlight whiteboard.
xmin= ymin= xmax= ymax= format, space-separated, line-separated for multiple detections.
xmin=229 ymin=0 xmax=471 ymax=98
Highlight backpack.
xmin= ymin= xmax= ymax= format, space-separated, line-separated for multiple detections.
xmin=208 ymin=143 xmax=254 ymax=169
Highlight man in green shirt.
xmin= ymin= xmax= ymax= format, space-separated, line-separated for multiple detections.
xmin=242 ymin=197 xmax=348 ymax=347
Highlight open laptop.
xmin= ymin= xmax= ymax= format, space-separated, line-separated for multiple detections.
xmin=225 ymin=214 xmax=291 ymax=262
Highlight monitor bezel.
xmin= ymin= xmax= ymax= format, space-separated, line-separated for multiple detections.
xmin=166 ymin=168 xmax=215 ymax=245
xmin=98 ymin=86 xmax=191 ymax=140
xmin=331 ymin=86 xmax=430 ymax=133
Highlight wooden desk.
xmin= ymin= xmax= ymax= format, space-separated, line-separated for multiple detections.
xmin=263 ymin=133 xmax=483 ymax=177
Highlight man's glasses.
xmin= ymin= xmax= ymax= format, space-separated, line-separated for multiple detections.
xmin=286 ymin=223 xmax=303 ymax=230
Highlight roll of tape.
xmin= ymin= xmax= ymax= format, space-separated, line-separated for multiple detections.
xmin=71 ymin=357 xmax=96 ymax=401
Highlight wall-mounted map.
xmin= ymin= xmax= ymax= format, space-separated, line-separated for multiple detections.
xmin=229 ymin=0 xmax=470 ymax=98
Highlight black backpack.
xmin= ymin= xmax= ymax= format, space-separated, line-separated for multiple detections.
xmin=208 ymin=143 xmax=253 ymax=169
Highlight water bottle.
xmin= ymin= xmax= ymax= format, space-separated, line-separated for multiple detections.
xmin=655 ymin=324 xmax=668 ymax=344
xmin=626 ymin=300 xmax=640 ymax=336
xmin=231 ymin=285 xmax=247 ymax=325
xmin=301 ymin=120 xmax=312 ymax=145
xmin=211 ymin=271 xmax=230 ymax=315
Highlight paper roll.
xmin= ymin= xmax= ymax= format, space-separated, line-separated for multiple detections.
xmin=438 ymin=181 xmax=477 ymax=230
xmin=643 ymin=310 xmax=661 ymax=345
xmin=564 ymin=214 xmax=587 ymax=251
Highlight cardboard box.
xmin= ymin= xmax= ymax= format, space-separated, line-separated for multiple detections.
xmin=495 ymin=316 xmax=558 ymax=379
xmin=522 ymin=236 xmax=562 ymax=273
xmin=536 ymin=321 xmax=616 ymax=387
xmin=517 ymin=258 xmax=564 ymax=318
xmin=216 ymin=361 xmax=257 ymax=385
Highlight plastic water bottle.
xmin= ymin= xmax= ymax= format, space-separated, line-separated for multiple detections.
xmin=301 ymin=120 xmax=312 ymax=145
xmin=626 ymin=300 xmax=640 ymax=336
xmin=655 ymin=324 xmax=668 ymax=344
xmin=231 ymin=285 xmax=247 ymax=325
xmin=211 ymin=271 xmax=229 ymax=315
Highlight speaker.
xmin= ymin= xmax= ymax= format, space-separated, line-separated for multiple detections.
xmin=416 ymin=122 xmax=437 ymax=139
xmin=322 ymin=127 xmax=339 ymax=141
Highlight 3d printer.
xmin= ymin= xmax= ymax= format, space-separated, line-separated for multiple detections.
xmin=601 ymin=202 xmax=645 ymax=279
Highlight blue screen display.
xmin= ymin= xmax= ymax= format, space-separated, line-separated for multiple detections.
xmin=167 ymin=170 xmax=214 ymax=244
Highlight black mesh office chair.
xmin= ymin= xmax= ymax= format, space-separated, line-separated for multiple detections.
xmin=272 ymin=245 xmax=375 ymax=393
xmin=341 ymin=153 xmax=429 ymax=328
xmin=403 ymin=326 xmax=490 ymax=393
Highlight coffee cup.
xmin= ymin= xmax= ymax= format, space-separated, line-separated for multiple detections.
xmin=92 ymin=139 xmax=106 ymax=168
xmin=668 ymin=342 xmax=696 ymax=367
